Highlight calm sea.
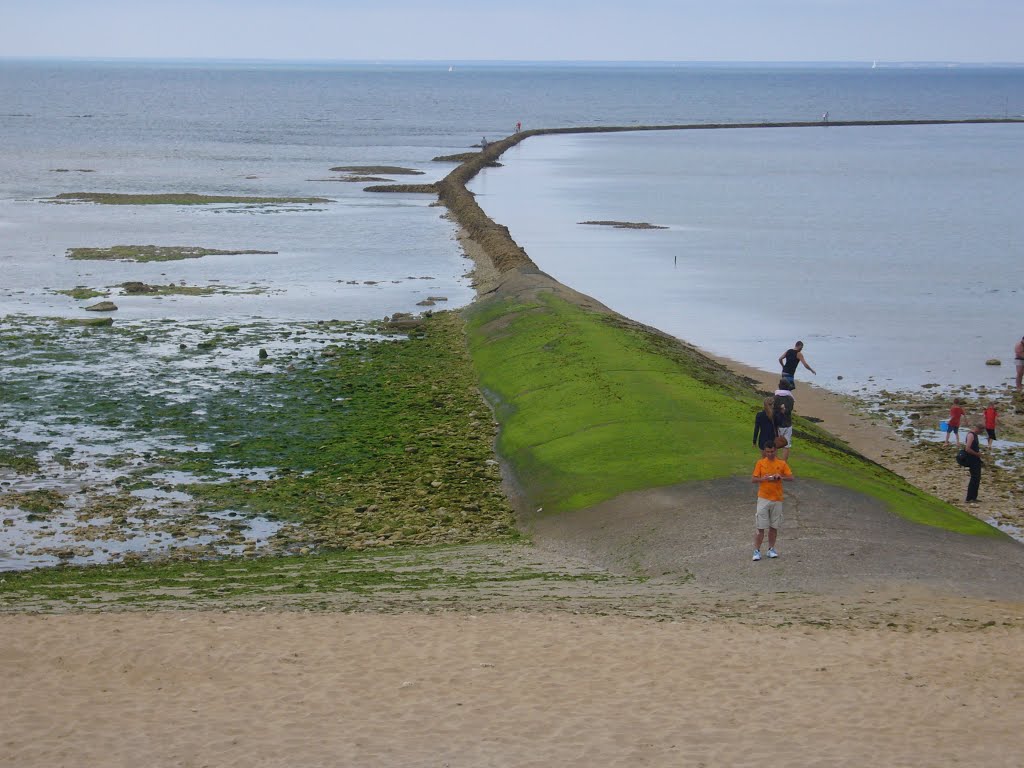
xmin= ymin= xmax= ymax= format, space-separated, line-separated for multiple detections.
xmin=2 ymin=59 xmax=1023 ymax=389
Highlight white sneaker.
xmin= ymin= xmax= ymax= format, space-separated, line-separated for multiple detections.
xmin=767 ymin=548 xmax=779 ymax=559
xmin=752 ymin=549 xmax=761 ymax=561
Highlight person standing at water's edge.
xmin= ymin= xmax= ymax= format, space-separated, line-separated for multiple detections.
xmin=751 ymin=444 xmax=793 ymax=561
xmin=1015 ymin=336 xmax=1024 ymax=391
xmin=984 ymin=403 xmax=998 ymax=447
xmin=779 ymin=341 xmax=815 ymax=389
xmin=753 ymin=397 xmax=777 ymax=451
xmin=945 ymin=398 xmax=966 ymax=446
xmin=963 ymin=424 xmax=984 ymax=503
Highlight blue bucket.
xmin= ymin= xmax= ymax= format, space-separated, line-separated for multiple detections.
xmin=940 ymin=420 xmax=950 ymax=432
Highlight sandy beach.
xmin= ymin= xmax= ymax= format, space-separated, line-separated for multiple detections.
xmin=5 ymin=610 xmax=1023 ymax=768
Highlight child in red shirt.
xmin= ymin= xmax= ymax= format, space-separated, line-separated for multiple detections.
xmin=984 ymin=403 xmax=997 ymax=447
xmin=945 ymin=398 xmax=966 ymax=446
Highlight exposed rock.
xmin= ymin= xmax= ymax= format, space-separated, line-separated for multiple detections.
xmin=85 ymin=301 xmax=118 ymax=312
xmin=389 ymin=318 xmax=427 ymax=330
xmin=61 ymin=317 xmax=114 ymax=327
xmin=986 ymin=359 xmax=1001 ymax=366
xmin=121 ymin=282 xmax=159 ymax=294
xmin=579 ymin=220 xmax=669 ymax=230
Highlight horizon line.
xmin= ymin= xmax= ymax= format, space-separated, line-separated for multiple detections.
xmin=2 ymin=56 xmax=1023 ymax=67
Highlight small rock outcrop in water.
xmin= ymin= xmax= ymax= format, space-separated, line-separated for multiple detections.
xmin=85 ymin=301 xmax=118 ymax=312
xmin=579 ymin=220 xmax=668 ymax=230
xmin=121 ymin=282 xmax=159 ymax=294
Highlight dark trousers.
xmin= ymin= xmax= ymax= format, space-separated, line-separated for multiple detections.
xmin=966 ymin=461 xmax=982 ymax=501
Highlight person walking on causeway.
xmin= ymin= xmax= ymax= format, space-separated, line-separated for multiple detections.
xmin=751 ymin=443 xmax=794 ymax=561
xmin=752 ymin=397 xmax=777 ymax=451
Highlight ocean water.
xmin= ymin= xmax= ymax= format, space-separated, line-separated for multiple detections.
xmin=5 ymin=60 xmax=1019 ymax=377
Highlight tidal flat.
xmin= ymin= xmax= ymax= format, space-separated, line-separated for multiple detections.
xmin=66 ymin=245 xmax=279 ymax=262
xmin=48 ymin=193 xmax=332 ymax=205
xmin=0 ymin=311 xmax=515 ymax=572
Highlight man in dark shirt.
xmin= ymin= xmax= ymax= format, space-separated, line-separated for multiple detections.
xmin=778 ymin=341 xmax=816 ymax=389
xmin=773 ymin=382 xmax=795 ymax=460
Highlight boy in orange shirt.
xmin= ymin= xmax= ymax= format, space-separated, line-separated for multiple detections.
xmin=751 ymin=444 xmax=794 ymax=561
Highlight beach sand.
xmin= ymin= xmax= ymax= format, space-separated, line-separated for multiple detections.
xmin=5 ymin=611 xmax=1023 ymax=767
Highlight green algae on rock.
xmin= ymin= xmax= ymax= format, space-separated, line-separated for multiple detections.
xmin=67 ymin=245 xmax=278 ymax=262
xmin=0 ymin=310 xmax=516 ymax=573
xmin=363 ymin=183 xmax=439 ymax=194
xmin=118 ymin=282 xmax=267 ymax=297
xmin=329 ymin=166 xmax=425 ymax=175
xmin=59 ymin=317 xmax=114 ymax=327
xmin=174 ymin=310 xmax=517 ymax=552
xmin=579 ymin=220 xmax=668 ymax=230
xmin=55 ymin=287 xmax=109 ymax=300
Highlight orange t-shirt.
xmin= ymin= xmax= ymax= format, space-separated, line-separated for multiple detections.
xmin=753 ymin=457 xmax=793 ymax=501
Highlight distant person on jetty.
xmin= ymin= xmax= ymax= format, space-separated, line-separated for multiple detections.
xmin=515 ymin=121 xmax=521 ymax=133
xmin=984 ymin=403 xmax=998 ymax=447
xmin=481 ymin=136 xmax=489 ymax=148
xmin=963 ymin=424 xmax=984 ymax=502
xmin=773 ymin=382 xmax=795 ymax=461
xmin=822 ymin=111 xmax=829 ymax=123
xmin=945 ymin=398 xmax=966 ymax=446
xmin=751 ymin=443 xmax=793 ymax=561
xmin=753 ymin=397 xmax=778 ymax=451
xmin=1015 ymin=335 xmax=1024 ymax=391
xmin=779 ymin=341 xmax=816 ymax=389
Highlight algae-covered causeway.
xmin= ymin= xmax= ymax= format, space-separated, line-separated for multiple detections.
xmin=464 ymin=285 xmax=997 ymax=536
xmin=67 ymin=245 xmax=278 ymax=262
xmin=49 ymin=193 xmax=331 ymax=205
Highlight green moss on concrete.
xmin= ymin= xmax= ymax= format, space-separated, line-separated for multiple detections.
xmin=465 ymin=292 xmax=999 ymax=537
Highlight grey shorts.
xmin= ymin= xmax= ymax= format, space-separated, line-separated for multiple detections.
xmin=755 ymin=498 xmax=783 ymax=530
xmin=777 ymin=426 xmax=793 ymax=447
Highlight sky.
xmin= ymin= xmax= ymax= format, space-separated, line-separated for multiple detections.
xmin=0 ymin=0 xmax=1020 ymax=63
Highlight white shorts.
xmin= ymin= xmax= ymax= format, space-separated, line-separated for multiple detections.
xmin=756 ymin=498 xmax=784 ymax=530
xmin=777 ymin=427 xmax=793 ymax=447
